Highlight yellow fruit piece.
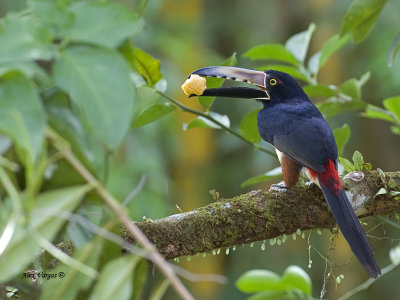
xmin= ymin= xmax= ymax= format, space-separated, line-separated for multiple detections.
xmin=181 ymin=74 xmax=207 ymax=96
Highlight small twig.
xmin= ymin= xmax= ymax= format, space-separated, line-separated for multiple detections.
xmin=156 ymin=90 xmax=276 ymax=156
xmin=47 ymin=127 xmax=194 ymax=300
xmin=123 ymin=174 xmax=147 ymax=206
xmin=337 ymin=263 xmax=399 ymax=300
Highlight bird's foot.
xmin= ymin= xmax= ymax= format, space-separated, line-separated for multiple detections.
xmin=269 ymin=181 xmax=290 ymax=193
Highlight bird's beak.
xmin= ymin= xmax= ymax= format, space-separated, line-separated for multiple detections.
xmin=189 ymin=66 xmax=270 ymax=100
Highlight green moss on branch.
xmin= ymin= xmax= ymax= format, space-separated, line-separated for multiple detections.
xmin=122 ymin=171 xmax=400 ymax=259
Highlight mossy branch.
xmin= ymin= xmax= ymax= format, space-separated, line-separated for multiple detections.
xmin=122 ymin=171 xmax=400 ymax=259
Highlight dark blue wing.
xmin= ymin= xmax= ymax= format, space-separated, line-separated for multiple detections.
xmin=257 ymin=101 xmax=337 ymax=173
xmin=273 ymin=116 xmax=337 ymax=173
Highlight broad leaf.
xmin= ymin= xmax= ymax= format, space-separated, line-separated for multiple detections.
xmin=89 ymin=255 xmax=141 ymax=300
xmin=317 ymin=97 xmax=366 ymax=118
xmin=131 ymin=103 xmax=175 ymax=129
xmin=309 ymin=34 xmax=351 ymax=75
xmin=54 ymin=46 xmax=135 ymax=150
xmin=199 ymin=53 xmax=237 ymax=109
xmin=285 ymin=23 xmax=316 ymax=63
xmin=352 ymin=150 xmax=364 ymax=170
xmin=236 ymin=269 xmax=282 ymax=293
xmin=27 ymin=0 xmax=73 ymax=32
xmin=303 ymin=85 xmax=335 ymax=99
xmin=148 ymin=280 xmax=171 ymax=300
xmin=340 ymin=0 xmax=388 ymax=43
xmin=383 ymin=96 xmax=400 ymax=120
xmin=241 ymin=167 xmax=282 ymax=188
xmin=281 ymin=266 xmax=312 ymax=295
xmin=0 ymin=14 xmax=55 ymax=66
xmin=127 ymin=47 xmax=162 ymax=87
xmin=64 ymin=1 xmax=142 ymax=48
xmin=0 ymin=72 xmax=46 ymax=164
xmin=132 ymin=259 xmax=148 ymax=300
xmin=0 ymin=186 xmax=89 ymax=282
xmin=319 ymin=34 xmax=351 ymax=69
xmin=237 ymin=266 xmax=312 ymax=297
xmin=333 ymin=124 xmax=351 ymax=157
xmin=243 ymin=44 xmax=298 ymax=66
xmin=240 ymin=109 xmax=261 ymax=143
xmin=339 ymin=157 xmax=355 ymax=173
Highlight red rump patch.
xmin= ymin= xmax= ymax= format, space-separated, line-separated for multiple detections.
xmin=318 ymin=159 xmax=342 ymax=194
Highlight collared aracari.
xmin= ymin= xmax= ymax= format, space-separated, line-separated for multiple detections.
xmin=185 ymin=66 xmax=381 ymax=278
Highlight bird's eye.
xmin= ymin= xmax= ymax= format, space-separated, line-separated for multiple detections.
xmin=269 ymin=78 xmax=277 ymax=86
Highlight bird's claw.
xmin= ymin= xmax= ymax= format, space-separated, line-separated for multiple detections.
xmin=269 ymin=181 xmax=289 ymax=193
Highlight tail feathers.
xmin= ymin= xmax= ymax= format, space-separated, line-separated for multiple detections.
xmin=319 ymin=183 xmax=381 ymax=278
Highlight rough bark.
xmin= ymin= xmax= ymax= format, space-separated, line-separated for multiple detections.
xmin=122 ymin=171 xmax=400 ymax=259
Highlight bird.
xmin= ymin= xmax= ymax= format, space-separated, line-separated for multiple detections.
xmin=185 ymin=66 xmax=381 ymax=278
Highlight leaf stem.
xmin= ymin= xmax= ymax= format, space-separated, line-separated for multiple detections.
xmin=156 ymin=90 xmax=276 ymax=156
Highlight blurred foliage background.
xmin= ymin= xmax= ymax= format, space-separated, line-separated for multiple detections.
xmin=1 ymin=0 xmax=400 ymax=299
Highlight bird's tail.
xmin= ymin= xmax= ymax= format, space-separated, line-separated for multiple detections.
xmin=318 ymin=161 xmax=381 ymax=278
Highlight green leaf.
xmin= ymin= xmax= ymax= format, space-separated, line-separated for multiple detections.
xmin=89 ymin=255 xmax=141 ymax=300
xmin=333 ymin=124 xmax=351 ymax=157
xmin=54 ymin=46 xmax=135 ymax=150
xmin=247 ymin=291 xmax=292 ymax=300
xmin=63 ymin=1 xmax=142 ymax=48
xmin=243 ymin=44 xmax=298 ymax=66
xmin=383 ymin=96 xmax=400 ymax=120
xmin=131 ymin=103 xmax=176 ymax=129
xmin=320 ymin=34 xmax=351 ymax=68
xmin=282 ymin=265 xmax=312 ymax=295
xmin=240 ymin=109 xmax=261 ymax=143
xmin=0 ymin=72 xmax=46 ymax=164
xmin=352 ymin=150 xmax=364 ymax=170
xmin=310 ymin=34 xmax=351 ymax=73
xmin=391 ymin=126 xmax=400 ymax=136
xmin=149 ymin=280 xmax=170 ymax=300
xmin=317 ymin=98 xmax=366 ymax=118
xmin=339 ymin=157 xmax=355 ymax=173
xmin=0 ymin=185 xmax=89 ymax=282
xmin=0 ymin=14 xmax=55 ymax=66
xmin=236 ymin=269 xmax=282 ymax=293
xmin=128 ymin=47 xmax=162 ymax=87
xmin=340 ymin=0 xmax=388 ymax=43
xmin=375 ymin=187 xmax=387 ymax=198
xmin=387 ymin=33 xmax=400 ymax=67
xmin=303 ymin=85 xmax=335 ymax=99
xmin=285 ymin=23 xmax=316 ymax=63
xmin=184 ymin=112 xmax=230 ymax=130
xmin=132 ymin=259 xmax=148 ymax=300
xmin=199 ymin=52 xmax=238 ymax=109
xmin=41 ymin=237 xmax=104 ymax=300
xmin=363 ymin=104 xmax=395 ymax=123
xmin=338 ymin=79 xmax=360 ymax=100
xmin=255 ymin=65 xmax=308 ymax=82
xmin=241 ymin=167 xmax=282 ymax=188
xmin=27 ymin=0 xmax=73 ymax=31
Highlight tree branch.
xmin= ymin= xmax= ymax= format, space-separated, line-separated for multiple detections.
xmin=122 ymin=171 xmax=400 ymax=259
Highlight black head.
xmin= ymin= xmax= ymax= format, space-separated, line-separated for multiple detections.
xmin=264 ymin=70 xmax=304 ymax=101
